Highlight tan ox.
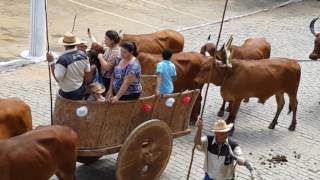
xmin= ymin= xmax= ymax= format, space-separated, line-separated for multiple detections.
xmin=0 ymin=125 xmax=78 ymax=180
xmin=88 ymin=28 xmax=184 ymax=54
xmin=0 ymin=98 xmax=32 ymax=139
xmin=309 ymin=17 xmax=320 ymax=60
xmin=200 ymin=36 xmax=271 ymax=61
xmin=195 ymin=55 xmax=301 ymax=134
xmin=138 ymin=52 xmax=207 ymax=123
xmin=121 ymin=29 xmax=184 ymax=54
xmin=200 ymin=37 xmax=271 ymax=117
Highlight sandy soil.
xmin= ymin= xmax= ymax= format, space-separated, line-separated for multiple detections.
xmin=0 ymin=0 xmax=286 ymax=62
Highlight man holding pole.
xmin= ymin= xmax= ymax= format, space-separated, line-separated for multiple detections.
xmin=47 ymin=32 xmax=91 ymax=100
xmin=194 ymin=119 xmax=255 ymax=180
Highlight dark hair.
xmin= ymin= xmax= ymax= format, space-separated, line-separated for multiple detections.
xmin=162 ymin=48 xmax=172 ymax=60
xmin=105 ymin=30 xmax=120 ymax=44
xmin=120 ymin=41 xmax=138 ymax=57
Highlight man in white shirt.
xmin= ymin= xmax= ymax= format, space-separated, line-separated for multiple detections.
xmin=47 ymin=32 xmax=90 ymax=100
xmin=194 ymin=119 xmax=255 ymax=180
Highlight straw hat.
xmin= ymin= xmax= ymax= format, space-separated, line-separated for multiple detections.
xmin=58 ymin=32 xmax=82 ymax=46
xmin=88 ymin=82 xmax=106 ymax=94
xmin=211 ymin=119 xmax=233 ymax=133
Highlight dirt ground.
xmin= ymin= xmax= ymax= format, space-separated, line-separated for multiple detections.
xmin=0 ymin=0 xmax=286 ymax=62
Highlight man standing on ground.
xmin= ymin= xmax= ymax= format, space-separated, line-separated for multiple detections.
xmin=47 ymin=32 xmax=90 ymax=100
xmin=194 ymin=119 xmax=255 ymax=180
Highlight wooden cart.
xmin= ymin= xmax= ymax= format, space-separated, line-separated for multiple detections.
xmin=53 ymin=75 xmax=200 ymax=180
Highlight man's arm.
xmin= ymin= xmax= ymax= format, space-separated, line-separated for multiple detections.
xmin=110 ymin=74 xmax=135 ymax=103
xmin=98 ymin=53 xmax=114 ymax=73
xmin=47 ymin=52 xmax=65 ymax=82
xmin=194 ymin=118 xmax=204 ymax=150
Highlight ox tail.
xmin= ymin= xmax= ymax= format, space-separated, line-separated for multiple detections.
xmin=288 ymin=104 xmax=292 ymax=115
xmin=287 ymin=100 xmax=298 ymax=115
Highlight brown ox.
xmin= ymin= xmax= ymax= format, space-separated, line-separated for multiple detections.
xmin=200 ymin=37 xmax=271 ymax=117
xmin=88 ymin=28 xmax=184 ymax=54
xmin=0 ymin=98 xmax=32 ymax=139
xmin=194 ymin=56 xmax=300 ymax=134
xmin=309 ymin=17 xmax=320 ymax=60
xmin=0 ymin=125 xmax=78 ymax=180
xmin=138 ymin=52 xmax=207 ymax=123
xmin=121 ymin=29 xmax=184 ymax=54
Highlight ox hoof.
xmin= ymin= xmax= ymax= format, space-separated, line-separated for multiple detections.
xmin=217 ymin=110 xmax=224 ymax=117
xmin=268 ymin=123 xmax=276 ymax=129
xmin=288 ymin=124 xmax=296 ymax=131
xmin=226 ymin=106 xmax=231 ymax=112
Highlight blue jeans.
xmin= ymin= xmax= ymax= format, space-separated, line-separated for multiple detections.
xmin=95 ymin=72 xmax=110 ymax=92
xmin=59 ymin=84 xmax=86 ymax=100
xmin=204 ymin=173 xmax=213 ymax=180
xmin=204 ymin=173 xmax=234 ymax=180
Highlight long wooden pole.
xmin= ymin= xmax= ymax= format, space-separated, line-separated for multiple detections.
xmin=44 ymin=0 xmax=53 ymax=125
xmin=186 ymin=0 xmax=229 ymax=179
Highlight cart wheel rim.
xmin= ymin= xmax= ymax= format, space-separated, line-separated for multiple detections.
xmin=116 ymin=119 xmax=173 ymax=180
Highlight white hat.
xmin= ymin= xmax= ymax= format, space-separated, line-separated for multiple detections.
xmin=211 ymin=119 xmax=233 ymax=133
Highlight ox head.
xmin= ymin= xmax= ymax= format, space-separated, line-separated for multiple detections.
xmin=195 ymin=44 xmax=232 ymax=86
xmin=309 ymin=17 xmax=320 ymax=60
xmin=200 ymin=35 xmax=233 ymax=63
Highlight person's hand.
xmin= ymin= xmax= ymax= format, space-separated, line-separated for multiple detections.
xmin=46 ymin=52 xmax=54 ymax=63
xmin=155 ymin=90 xmax=160 ymax=95
xmin=195 ymin=118 xmax=203 ymax=129
xmin=250 ymin=169 xmax=258 ymax=180
xmin=110 ymin=95 xmax=119 ymax=103
xmin=98 ymin=52 xmax=105 ymax=60
xmin=106 ymin=90 xmax=113 ymax=102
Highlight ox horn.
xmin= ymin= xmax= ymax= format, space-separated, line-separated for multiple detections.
xmin=207 ymin=34 xmax=211 ymax=41
xmin=118 ymin=30 xmax=124 ymax=39
xmin=225 ymin=45 xmax=232 ymax=68
xmin=310 ymin=17 xmax=319 ymax=36
xmin=87 ymin=28 xmax=97 ymax=43
xmin=226 ymin=35 xmax=233 ymax=50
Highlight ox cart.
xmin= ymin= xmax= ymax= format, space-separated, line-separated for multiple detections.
xmin=52 ymin=75 xmax=200 ymax=180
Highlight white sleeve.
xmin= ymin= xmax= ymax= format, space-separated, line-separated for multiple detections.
xmin=196 ymin=136 xmax=208 ymax=152
xmin=54 ymin=64 xmax=66 ymax=82
xmin=233 ymin=146 xmax=245 ymax=161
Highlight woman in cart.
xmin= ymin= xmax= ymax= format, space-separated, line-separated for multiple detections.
xmin=107 ymin=41 xmax=142 ymax=102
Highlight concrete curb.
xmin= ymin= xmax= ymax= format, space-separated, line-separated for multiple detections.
xmin=0 ymin=59 xmax=36 ymax=73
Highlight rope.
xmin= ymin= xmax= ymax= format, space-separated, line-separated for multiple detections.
xmin=44 ymin=0 xmax=53 ymax=125
xmin=186 ymin=0 xmax=229 ymax=179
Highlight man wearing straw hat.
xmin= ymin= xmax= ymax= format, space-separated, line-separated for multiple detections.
xmin=195 ymin=119 xmax=253 ymax=180
xmin=47 ymin=32 xmax=90 ymax=100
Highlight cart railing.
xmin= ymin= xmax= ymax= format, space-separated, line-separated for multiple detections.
xmin=53 ymin=89 xmax=199 ymax=156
